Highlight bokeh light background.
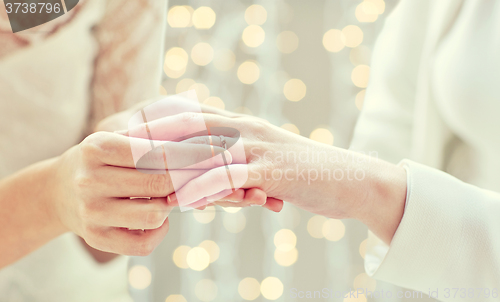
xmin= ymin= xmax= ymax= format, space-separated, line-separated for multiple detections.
xmin=128 ymin=1 xmax=435 ymax=301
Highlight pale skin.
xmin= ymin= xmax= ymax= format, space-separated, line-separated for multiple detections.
xmin=1 ymin=99 xmax=405 ymax=269
xmin=0 ymin=99 xmax=279 ymax=269
xmin=123 ymin=110 xmax=408 ymax=245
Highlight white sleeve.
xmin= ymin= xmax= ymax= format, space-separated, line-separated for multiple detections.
xmin=349 ymin=0 xmax=431 ymax=163
xmin=350 ymin=0 xmax=500 ymax=299
xmin=366 ymin=159 xmax=500 ymax=301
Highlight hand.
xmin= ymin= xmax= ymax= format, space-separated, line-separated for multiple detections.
xmin=101 ymin=95 xmax=283 ymax=212
xmin=94 ymin=95 xmax=255 ymax=133
xmin=48 ymin=131 xmax=231 ymax=255
xmin=124 ymin=111 xmax=407 ymax=243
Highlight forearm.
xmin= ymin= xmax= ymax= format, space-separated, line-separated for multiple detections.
xmin=271 ymin=142 xmax=407 ymax=245
xmin=0 ymin=157 xmax=67 ymax=268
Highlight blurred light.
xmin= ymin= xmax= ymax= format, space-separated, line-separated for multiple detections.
xmin=307 ymin=215 xmax=327 ymax=238
xmin=164 ymin=67 xmax=186 ymax=79
xmin=198 ymin=240 xmax=220 ymax=263
xmin=188 ymin=83 xmax=210 ymax=102
xmin=172 ymin=245 xmax=191 ymax=269
xmin=223 ymin=211 xmax=246 ymax=233
xmin=237 ymin=61 xmax=260 ymax=84
xmin=159 ymin=85 xmax=168 ymax=95
xmin=183 ymin=6 xmax=195 ymax=27
xmin=355 ymin=90 xmax=366 ymax=110
xmin=322 ymin=219 xmax=346 ymax=241
xmin=283 ymin=79 xmax=306 ymax=102
xmin=238 ymin=277 xmax=261 ymax=300
xmin=192 ymin=7 xmax=216 ymax=29
xmin=191 ymin=42 xmax=214 ymax=66
xmin=242 ymin=25 xmax=266 ymax=48
xmin=186 ymin=247 xmax=210 ymax=271
xmin=349 ymin=45 xmax=371 ymax=66
xmin=353 ymin=273 xmax=377 ymax=292
xmin=164 ymin=47 xmax=189 ymax=71
xmin=234 ymin=106 xmax=253 ymax=115
xmin=193 ymin=207 xmax=216 ymax=224
xmin=359 ymin=239 xmax=367 ymax=259
xmin=309 ymin=128 xmax=334 ymax=145
xmin=274 ymin=248 xmax=298 ymax=267
xmin=128 ymin=265 xmax=152 ymax=290
xmin=168 ymin=6 xmax=191 ymax=28
xmin=222 ymin=206 xmax=241 ymax=213
xmin=367 ymin=0 xmax=385 ymax=14
xmin=203 ymin=97 xmax=225 ymax=110
xmin=280 ymin=123 xmax=300 ymax=135
xmin=176 ymin=78 xmax=196 ymax=94
xmin=355 ymin=2 xmax=378 ymax=23
xmin=164 ymin=47 xmax=188 ymax=78
xmin=276 ymin=31 xmax=299 ymax=54
xmin=323 ymin=29 xmax=345 ymax=53
xmin=274 ymin=229 xmax=297 ymax=252
xmin=342 ymin=25 xmax=364 ymax=48
xmin=195 ymin=279 xmax=218 ymax=302
xmin=165 ymin=295 xmax=187 ymax=302
xmin=351 ymin=65 xmax=370 ymax=88
xmin=245 ymin=4 xmax=267 ymax=25
xmin=213 ymin=49 xmax=236 ymax=71
xmin=344 ymin=292 xmax=367 ymax=302
xmin=260 ymin=277 xmax=283 ymax=300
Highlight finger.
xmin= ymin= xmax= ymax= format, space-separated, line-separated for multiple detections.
xmin=130 ymin=95 xmax=241 ymax=122
xmin=134 ymin=142 xmax=232 ymax=170
xmin=88 ymin=197 xmax=173 ymax=230
xmin=122 ymin=112 xmax=239 ymax=141
xmin=264 ymin=197 xmax=284 ymax=212
xmin=205 ymin=189 xmax=241 ymax=203
xmin=212 ymin=189 xmax=283 ymax=213
xmin=84 ymin=132 xmax=231 ymax=170
xmin=174 ymin=164 xmax=257 ymax=207
xmin=85 ymin=218 xmax=170 ymax=256
xmin=211 ymin=188 xmax=267 ymax=206
xmin=180 ymin=135 xmax=238 ymax=149
xmin=95 ymin=166 xmax=207 ymax=198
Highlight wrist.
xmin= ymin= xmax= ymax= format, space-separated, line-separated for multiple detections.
xmin=354 ymin=158 xmax=407 ymax=245
xmin=43 ymin=156 xmax=70 ymax=235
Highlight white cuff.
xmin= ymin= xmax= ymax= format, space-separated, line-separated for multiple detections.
xmin=364 ymin=159 xmax=500 ymax=296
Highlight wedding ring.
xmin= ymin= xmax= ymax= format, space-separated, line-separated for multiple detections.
xmin=219 ymin=135 xmax=227 ymax=150
xmin=218 ymin=135 xmax=235 ymax=193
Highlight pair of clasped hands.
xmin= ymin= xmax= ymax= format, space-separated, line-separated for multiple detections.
xmin=52 ymin=96 xmax=404 ymax=256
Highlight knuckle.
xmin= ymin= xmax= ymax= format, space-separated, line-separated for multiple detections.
xmin=191 ymin=137 xmax=210 ymax=145
xmin=73 ymin=172 xmax=93 ymax=192
xmin=80 ymin=132 xmax=110 ymax=158
xmin=144 ymin=210 xmax=166 ymax=229
xmin=179 ymin=112 xmax=200 ymax=124
xmin=134 ymin=237 xmax=156 ymax=256
xmin=78 ymin=199 xmax=102 ymax=222
xmin=80 ymin=225 xmax=99 ymax=246
xmin=146 ymin=174 xmax=170 ymax=196
xmin=253 ymin=118 xmax=270 ymax=132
